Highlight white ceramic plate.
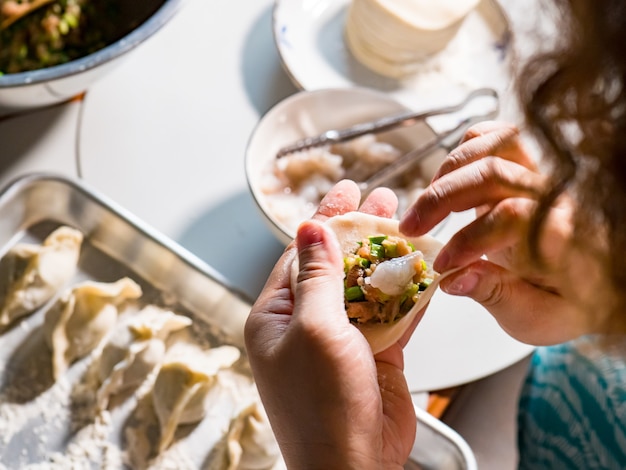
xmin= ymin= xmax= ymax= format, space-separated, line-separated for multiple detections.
xmin=273 ymin=0 xmax=518 ymax=120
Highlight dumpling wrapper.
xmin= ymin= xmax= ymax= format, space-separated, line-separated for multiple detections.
xmin=152 ymin=343 xmax=241 ymax=452
xmin=0 ymin=226 xmax=83 ymax=326
xmin=96 ymin=305 xmax=192 ymax=409
xmin=292 ymin=212 xmax=448 ymax=354
xmin=43 ymin=277 xmax=143 ymax=380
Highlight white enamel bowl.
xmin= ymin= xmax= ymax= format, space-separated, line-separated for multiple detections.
xmin=0 ymin=0 xmax=183 ymax=113
xmin=245 ymin=87 xmax=447 ymax=245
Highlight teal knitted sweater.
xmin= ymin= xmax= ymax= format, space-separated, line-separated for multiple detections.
xmin=518 ymin=336 xmax=626 ymax=469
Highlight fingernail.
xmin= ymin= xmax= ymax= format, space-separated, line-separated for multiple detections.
xmin=443 ymin=272 xmax=479 ymax=295
xmin=297 ymin=221 xmax=324 ymax=250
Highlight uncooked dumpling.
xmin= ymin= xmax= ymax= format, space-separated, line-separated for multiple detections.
xmin=43 ymin=277 xmax=143 ymax=380
xmin=0 ymin=226 xmax=83 ymax=326
xmin=152 ymin=343 xmax=241 ymax=451
xmin=96 ymin=305 xmax=192 ymax=409
xmin=225 ymin=400 xmax=283 ymax=470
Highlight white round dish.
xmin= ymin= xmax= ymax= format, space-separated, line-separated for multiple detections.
xmin=245 ymin=87 xmax=534 ymax=392
xmin=273 ymin=0 xmax=517 ymax=118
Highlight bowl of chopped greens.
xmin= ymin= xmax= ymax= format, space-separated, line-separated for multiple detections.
xmin=0 ymin=0 xmax=182 ymax=112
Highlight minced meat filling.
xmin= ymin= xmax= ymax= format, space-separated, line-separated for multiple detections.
xmin=343 ymin=234 xmax=433 ymax=325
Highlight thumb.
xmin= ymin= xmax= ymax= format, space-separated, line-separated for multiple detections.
xmin=292 ymin=220 xmax=346 ymax=323
xmin=439 ymin=260 xmax=583 ymax=345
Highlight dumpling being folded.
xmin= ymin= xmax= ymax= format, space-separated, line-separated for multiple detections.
xmin=292 ymin=212 xmax=446 ymax=354
xmin=43 ymin=277 xmax=143 ymax=380
xmin=96 ymin=305 xmax=192 ymax=409
xmin=152 ymin=343 xmax=241 ymax=451
xmin=224 ymin=399 xmax=283 ymax=470
xmin=0 ymin=226 xmax=83 ymax=326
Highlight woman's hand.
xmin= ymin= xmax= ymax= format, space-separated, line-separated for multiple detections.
xmin=400 ymin=121 xmax=617 ymax=345
xmin=245 ymin=180 xmax=417 ymax=470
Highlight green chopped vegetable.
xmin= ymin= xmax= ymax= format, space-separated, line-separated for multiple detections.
xmin=344 ymin=255 xmax=371 ymax=272
xmin=59 ymin=20 xmax=70 ymax=35
xmin=368 ymin=235 xmax=387 ymax=245
xmin=369 ymin=243 xmax=385 ymax=259
xmin=401 ymin=283 xmax=420 ymax=304
xmin=345 ymin=286 xmax=365 ymax=302
xmin=63 ymin=12 xmax=79 ymax=28
xmin=382 ymin=239 xmax=398 ymax=258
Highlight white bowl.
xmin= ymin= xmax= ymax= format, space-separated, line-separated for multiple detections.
xmin=0 ymin=0 xmax=183 ymax=112
xmin=245 ymin=87 xmax=447 ymax=245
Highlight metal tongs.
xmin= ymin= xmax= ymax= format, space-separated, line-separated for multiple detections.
xmin=276 ymin=87 xmax=500 ymax=197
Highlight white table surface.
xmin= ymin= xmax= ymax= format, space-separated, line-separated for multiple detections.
xmin=0 ymin=0 xmax=545 ymax=468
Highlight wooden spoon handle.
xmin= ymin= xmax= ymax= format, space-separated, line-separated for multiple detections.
xmin=1 ymin=0 xmax=56 ymax=30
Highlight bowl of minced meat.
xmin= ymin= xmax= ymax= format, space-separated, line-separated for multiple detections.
xmin=0 ymin=0 xmax=182 ymax=111
xmin=245 ymin=87 xmax=449 ymax=245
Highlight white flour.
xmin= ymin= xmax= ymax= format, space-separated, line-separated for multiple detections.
xmin=0 ymin=311 xmax=278 ymax=470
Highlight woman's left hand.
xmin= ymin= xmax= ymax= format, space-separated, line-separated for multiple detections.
xmin=245 ymin=180 xmax=417 ymax=470
xmin=399 ymin=121 xmax=618 ymax=345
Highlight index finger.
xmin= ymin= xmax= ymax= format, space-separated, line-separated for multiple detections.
xmin=312 ymin=179 xmax=362 ymax=221
xmin=313 ymin=179 xmax=398 ymax=221
xmin=400 ymin=157 xmax=546 ymax=236
xmin=433 ymin=121 xmax=537 ymax=181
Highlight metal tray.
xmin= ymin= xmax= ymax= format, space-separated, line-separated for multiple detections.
xmin=407 ymin=406 xmax=477 ymax=470
xmin=0 ymin=173 xmax=257 ymax=469
xmin=0 ymin=173 xmax=475 ymax=469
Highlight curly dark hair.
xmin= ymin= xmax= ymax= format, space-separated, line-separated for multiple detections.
xmin=519 ymin=0 xmax=626 ymax=298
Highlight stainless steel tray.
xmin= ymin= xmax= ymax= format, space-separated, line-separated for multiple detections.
xmin=0 ymin=173 xmax=257 ymax=469
xmin=407 ymin=406 xmax=477 ymax=470
xmin=0 ymin=173 xmax=475 ymax=469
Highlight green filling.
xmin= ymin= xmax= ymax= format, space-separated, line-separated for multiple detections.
xmin=345 ymin=286 xmax=364 ymax=302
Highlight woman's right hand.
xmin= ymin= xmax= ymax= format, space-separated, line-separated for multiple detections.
xmin=400 ymin=121 xmax=619 ymax=345
xmin=245 ymin=181 xmax=417 ymax=470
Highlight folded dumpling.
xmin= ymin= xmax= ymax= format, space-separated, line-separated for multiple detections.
xmin=152 ymin=343 xmax=241 ymax=451
xmin=293 ymin=212 xmax=446 ymax=354
xmin=96 ymin=305 xmax=192 ymax=409
xmin=224 ymin=400 xmax=283 ymax=470
xmin=43 ymin=277 xmax=143 ymax=380
xmin=0 ymin=226 xmax=83 ymax=326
